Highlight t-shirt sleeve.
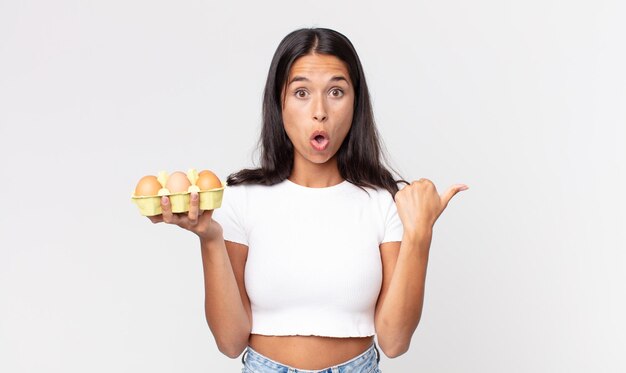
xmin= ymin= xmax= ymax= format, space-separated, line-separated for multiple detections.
xmin=211 ymin=185 xmax=248 ymax=246
xmin=381 ymin=190 xmax=404 ymax=243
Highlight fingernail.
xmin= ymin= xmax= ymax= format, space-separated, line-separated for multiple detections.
xmin=191 ymin=193 xmax=198 ymax=201
xmin=162 ymin=196 xmax=168 ymax=204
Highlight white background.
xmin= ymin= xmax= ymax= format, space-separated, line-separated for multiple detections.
xmin=1 ymin=0 xmax=625 ymax=372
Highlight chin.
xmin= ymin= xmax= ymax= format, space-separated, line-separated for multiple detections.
xmin=308 ymin=153 xmax=335 ymax=164
xmin=295 ymin=147 xmax=337 ymax=166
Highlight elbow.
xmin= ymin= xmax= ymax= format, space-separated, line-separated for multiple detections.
xmin=375 ymin=314 xmax=420 ymax=358
xmin=219 ymin=346 xmax=245 ymax=359
xmin=213 ymin=328 xmax=250 ymax=359
xmin=216 ymin=338 xmax=248 ymax=359
xmin=379 ymin=340 xmax=410 ymax=359
xmin=207 ymin=315 xmax=251 ymax=358
xmin=375 ymin=319 xmax=415 ymax=359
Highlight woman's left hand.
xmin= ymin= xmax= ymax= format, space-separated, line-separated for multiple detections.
xmin=395 ymin=179 xmax=468 ymax=239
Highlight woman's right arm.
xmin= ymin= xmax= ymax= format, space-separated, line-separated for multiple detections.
xmin=200 ymin=237 xmax=251 ymax=358
xmin=149 ymin=193 xmax=251 ymax=358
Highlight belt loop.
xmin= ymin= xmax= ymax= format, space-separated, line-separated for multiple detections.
xmin=374 ymin=343 xmax=380 ymax=364
xmin=241 ymin=349 xmax=248 ymax=365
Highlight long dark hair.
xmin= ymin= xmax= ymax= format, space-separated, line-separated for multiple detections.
xmin=227 ymin=27 xmax=406 ymax=198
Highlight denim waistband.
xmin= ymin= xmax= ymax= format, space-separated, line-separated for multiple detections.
xmin=241 ymin=342 xmax=380 ymax=372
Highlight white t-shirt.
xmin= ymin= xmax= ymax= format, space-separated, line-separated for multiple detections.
xmin=212 ymin=178 xmax=403 ymax=337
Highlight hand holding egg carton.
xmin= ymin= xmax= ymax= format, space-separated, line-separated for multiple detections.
xmin=132 ymin=169 xmax=224 ymax=216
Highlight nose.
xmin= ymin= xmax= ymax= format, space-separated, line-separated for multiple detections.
xmin=312 ymin=96 xmax=328 ymax=122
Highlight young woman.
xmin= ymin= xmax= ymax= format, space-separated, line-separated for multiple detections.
xmin=149 ymin=28 xmax=467 ymax=372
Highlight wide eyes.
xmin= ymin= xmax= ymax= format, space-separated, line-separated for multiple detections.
xmin=294 ymin=88 xmax=345 ymax=99
xmin=330 ymin=88 xmax=344 ymax=97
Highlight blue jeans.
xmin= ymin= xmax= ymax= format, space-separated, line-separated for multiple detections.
xmin=241 ymin=343 xmax=382 ymax=373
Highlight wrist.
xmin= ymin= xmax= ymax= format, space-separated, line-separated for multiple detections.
xmin=403 ymin=226 xmax=433 ymax=243
xmin=199 ymin=232 xmax=224 ymax=251
xmin=198 ymin=221 xmax=224 ymax=246
xmin=402 ymin=227 xmax=433 ymax=256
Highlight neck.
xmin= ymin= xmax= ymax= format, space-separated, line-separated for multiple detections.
xmin=289 ymin=155 xmax=344 ymax=188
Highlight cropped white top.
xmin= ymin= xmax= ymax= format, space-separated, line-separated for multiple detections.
xmin=211 ymin=179 xmax=403 ymax=337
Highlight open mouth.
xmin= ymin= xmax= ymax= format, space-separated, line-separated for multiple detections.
xmin=310 ymin=130 xmax=330 ymax=151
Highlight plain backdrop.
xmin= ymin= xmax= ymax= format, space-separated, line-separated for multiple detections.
xmin=1 ymin=0 xmax=625 ymax=372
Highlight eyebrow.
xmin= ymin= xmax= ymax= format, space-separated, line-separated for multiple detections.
xmin=288 ymin=75 xmax=350 ymax=85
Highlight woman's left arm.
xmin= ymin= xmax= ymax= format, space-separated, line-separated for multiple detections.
xmin=375 ymin=179 xmax=468 ymax=358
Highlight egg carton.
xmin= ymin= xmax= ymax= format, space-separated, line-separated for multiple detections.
xmin=131 ymin=169 xmax=224 ymax=216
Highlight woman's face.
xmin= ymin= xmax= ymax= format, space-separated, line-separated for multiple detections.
xmin=281 ymin=53 xmax=354 ymax=169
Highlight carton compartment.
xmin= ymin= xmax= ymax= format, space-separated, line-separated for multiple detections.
xmin=132 ymin=187 xmax=224 ymax=216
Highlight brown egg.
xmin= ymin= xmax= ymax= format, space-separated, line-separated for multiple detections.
xmin=134 ymin=175 xmax=162 ymax=197
xmin=166 ymin=171 xmax=192 ymax=193
xmin=197 ymin=170 xmax=222 ymax=190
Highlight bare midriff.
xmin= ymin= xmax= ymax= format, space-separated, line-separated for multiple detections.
xmin=248 ymin=334 xmax=374 ymax=370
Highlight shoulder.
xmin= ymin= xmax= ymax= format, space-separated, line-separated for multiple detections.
xmin=222 ymin=181 xmax=287 ymax=207
xmin=349 ymin=183 xmax=396 ymax=205
xmin=222 ymin=183 xmax=246 ymax=203
xmin=223 ymin=181 xmax=276 ymax=196
xmin=340 ymin=183 xmax=398 ymax=219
